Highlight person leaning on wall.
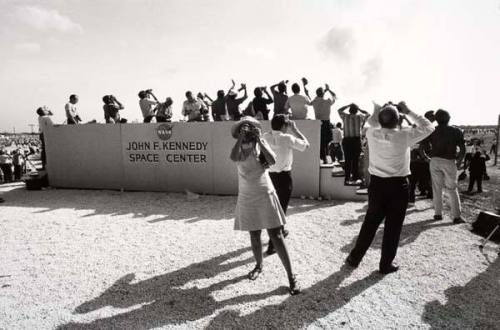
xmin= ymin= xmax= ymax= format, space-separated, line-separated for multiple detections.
xmin=36 ymin=106 xmax=54 ymax=170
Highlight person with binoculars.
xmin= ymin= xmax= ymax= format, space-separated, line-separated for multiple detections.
xmin=138 ymin=89 xmax=159 ymax=123
xmin=103 ymin=95 xmax=125 ymax=124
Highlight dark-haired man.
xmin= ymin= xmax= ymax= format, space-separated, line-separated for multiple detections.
xmin=270 ymin=80 xmax=289 ymax=116
xmin=338 ymin=103 xmax=370 ymax=184
xmin=139 ymin=90 xmax=159 ymax=123
xmin=103 ymin=95 xmax=125 ymax=123
xmin=263 ymin=114 xmax=309 ymax=255
xmin=226 ymin=83 xmax=247 ymax=121
xmin=311 ymin=84 xmax=336 ymax=163
xmin=182 ymin=91 xmax=206 ymax=122
xmin=421 ymin=109 xmax=466 ymax=224
xmin=346 ymin=102 xmax=433 ymax=274
xmin=285 ymin=80 xmax=311 ymax=120
xmin=252 ymin=87 xmax=273 ymax=120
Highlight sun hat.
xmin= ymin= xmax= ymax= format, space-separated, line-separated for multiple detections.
xmin=231 ymin=116 xmax=262 ymax=139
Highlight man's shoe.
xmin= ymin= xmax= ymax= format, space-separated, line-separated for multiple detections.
xmin=433 ymin=215 xmax=443 ymax=220
xmin=266 ymin=246 xmax=277 ymax=255
xmin=379 ymin=264 xmax=399 ymax=275
xmin=345 ymin=256 xmax=359 ymax=268
xmin=453 ymin=217 xmax=466 ymax=224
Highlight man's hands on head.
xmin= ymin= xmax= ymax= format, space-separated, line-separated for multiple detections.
xmin=397 ymin=101 xmax=411 ymax=114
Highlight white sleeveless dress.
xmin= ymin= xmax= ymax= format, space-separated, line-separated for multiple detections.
xmin=234 ymin=153 xmax=286 ymax=231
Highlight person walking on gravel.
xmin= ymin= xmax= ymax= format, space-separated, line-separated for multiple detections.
xmin=230 ymin=117 xmax=301 ymax=295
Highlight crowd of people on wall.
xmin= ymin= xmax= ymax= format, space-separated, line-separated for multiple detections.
xmin=16 ymin=75 xmax=498 ymax=295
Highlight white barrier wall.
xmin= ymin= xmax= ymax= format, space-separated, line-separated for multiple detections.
xmin=45 ymin=121 xmax=321 ymax=197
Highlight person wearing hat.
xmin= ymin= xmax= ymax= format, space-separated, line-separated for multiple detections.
xmin=230 ymin=117 xmax=301 ymax=295
xmin=226 ymin=82 xmax=247 ymax=121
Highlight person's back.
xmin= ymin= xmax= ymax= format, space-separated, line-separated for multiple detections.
xmin=428 ymin=125 xmax=464 ymax=160
xmin=287 ymin=94 xmax=309 ymax=119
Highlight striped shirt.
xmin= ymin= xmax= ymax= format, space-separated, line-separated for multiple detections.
xmin=340 ymin=113 xmax=369 ymax=137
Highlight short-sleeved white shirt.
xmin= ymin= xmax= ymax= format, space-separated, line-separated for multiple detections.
xmin=286 ymin=94 xmax=310 ymax=120
xmin=139 ymin=98 xmax=157 ymax=118
xmin=263 ymin=130 xmax=309 ymax=172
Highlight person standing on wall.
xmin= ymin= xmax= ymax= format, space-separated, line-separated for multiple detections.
xmin=204 ymin=80 xmax=236 ymax=121
xmin=252 ymin=87 xmax=273 ymax=120
xmin=270 ymin=80 xmax=289 ymax=116
xmin=284 ymin=78 xmax=312 ymax=120
xmin=311 ymin=83 xmax=336 ymax=163
xmin=337 ymin=103 xmax=370 ymax=185
xmin=421 ymin=109 xmax=466 ymax=224
xmin=139 ymin=89 xmax=159 ymax=123
xmin=65 ymin=94 xmax=81 ymax=125
xmin=230 ymin=117 xmax=301 ymax=295
xmin=182 ymin=91 xmax=206 ymax=122
xmin=346 ymin=102 xmax=434 ymax=274
xmin=226 ymin=82 xmax=248 ymax=121
xmin=329 ymin=122 xmax=344 ymax=163
xmin=263 ymin=115 xmax=310 ymax=255
xmin=36 ymin=106 xmax=54 ymax=170
xmin=156 ymin=97 xmax=173 ymax=123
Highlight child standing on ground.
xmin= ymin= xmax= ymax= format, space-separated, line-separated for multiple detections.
xmin=467 ymin=149 xmax=489 ymax=194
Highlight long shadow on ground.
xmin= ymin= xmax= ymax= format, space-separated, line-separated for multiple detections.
xmin=422 ymin=256 xmax=500 ymax=329
xmin=56 ymin=246 xmax=287 ymax=329
xmin=340 ymin=219 xmax=454 ymax=253
xmin=206 ymin=266 xmax=383 ymax=329
xmin=0 ymin=185 xmax=338 ymax=223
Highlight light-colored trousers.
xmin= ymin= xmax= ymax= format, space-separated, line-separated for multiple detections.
xmin=430 ymin=157 xmax=461 ymax=219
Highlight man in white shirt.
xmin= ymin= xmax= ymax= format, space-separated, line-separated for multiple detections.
xmin=182 ymin=91 xmax=206 ymax=122
xmin=285 ymin=81 xmax=311 ymax=120
xmin=37 ymin=106 xmax=54 ymax=169
xmin=346 ymin=102 xmax=434 ymax=274
xmin=65 ymin=94 xmax=80 ymax=125
xmin=263 ymin=114 xmax=309 ymax=255
xmin=139 ymin=90 xmax=159 ymax=123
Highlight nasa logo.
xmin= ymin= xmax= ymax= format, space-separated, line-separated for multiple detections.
xmin=157 ymin=123 xmax=173 ymax=140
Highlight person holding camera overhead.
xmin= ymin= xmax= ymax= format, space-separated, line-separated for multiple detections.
xmin=345 ymin=102 xmax=434 ymax=274
xmin=138 ymin=89 xmax=159 ymax=123
xmin=270 ymin=80 xmax=289 ymax=116
xmin=311 ymin=83 xmax=336 ymax=163
xmin=284 ymin=78 xmax=312 ymax=120
xmin=230 ymin=116 xmax=300 ymax=295
xmin=226 ymin=80 xmax=248 ymax=121
xmin=102 ymin=95 xmax=125 ymax=123
xmin=252 ymin=86 xmax=273 ymax=120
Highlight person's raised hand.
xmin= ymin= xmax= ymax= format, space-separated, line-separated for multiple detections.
xmin=397 ymin=101 xmax=410 ymax=114
xmin=325 ymin=83 xmax=330 ymax=91
xmin=301 ymin=77 xmax=308 ymax=85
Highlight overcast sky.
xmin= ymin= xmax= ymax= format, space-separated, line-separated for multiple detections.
xmin=1 ymin=0 xmax=499 ymax=132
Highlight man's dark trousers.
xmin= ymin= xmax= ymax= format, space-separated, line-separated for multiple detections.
xmin=267 ymin=171 xmax=292 ymax=251
xmin=342 ymin=136 xmax=362 ymax=181
xmin=348 ymin=175 xmax=409 ymax=269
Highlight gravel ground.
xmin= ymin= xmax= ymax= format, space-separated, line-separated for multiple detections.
xmin=0 ymin=174 xmax=499 ymax=330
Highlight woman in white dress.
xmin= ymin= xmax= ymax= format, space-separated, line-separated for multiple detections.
xmin=230 ymin=117 xmax=300 ymax=295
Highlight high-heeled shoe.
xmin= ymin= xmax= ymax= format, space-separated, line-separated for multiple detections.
xmin=288 ymin=275 xmax=301 ymax=295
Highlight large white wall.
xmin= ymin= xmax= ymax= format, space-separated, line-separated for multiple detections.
xmin=44 ymin=121 xmax=321 ymax=197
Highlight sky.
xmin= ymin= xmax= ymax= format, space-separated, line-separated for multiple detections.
xmin=1 ymin=0 xmax=500 ymax=132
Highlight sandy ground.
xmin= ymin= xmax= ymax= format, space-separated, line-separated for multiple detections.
xmin=0 ymin=173 xmax=499 ymax=330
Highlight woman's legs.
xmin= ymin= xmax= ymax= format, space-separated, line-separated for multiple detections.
xmin=249 ymin=230 xmax=263 ymax=268
xmin=267 ymin=227 xmax=293 ymax=279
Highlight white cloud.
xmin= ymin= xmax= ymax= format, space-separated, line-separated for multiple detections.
xmin=319 ymin=27 xmax=356 ymax=60
xmin=14 ymin=5 xmax=83 ymax=34
xmin=14 ymin=42 xmax=41 ymax=53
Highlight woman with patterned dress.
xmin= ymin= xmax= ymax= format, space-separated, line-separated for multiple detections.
xmin=230 ymin=117 xmax=300 ymax=295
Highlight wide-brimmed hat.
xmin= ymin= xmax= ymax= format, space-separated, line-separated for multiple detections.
xmin=231 ymin=116 xmax=262 ymax=139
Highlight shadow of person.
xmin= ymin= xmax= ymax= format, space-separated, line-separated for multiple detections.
xmin=57 ymin=246 xmax=283 ymax=330
xmin=421 ymin=256 xmax=500 ymax=329
xmin=206 ymin=265 xmax=383 ymax=329
xmin=341 ymin=219 xmax=454 ymax=253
